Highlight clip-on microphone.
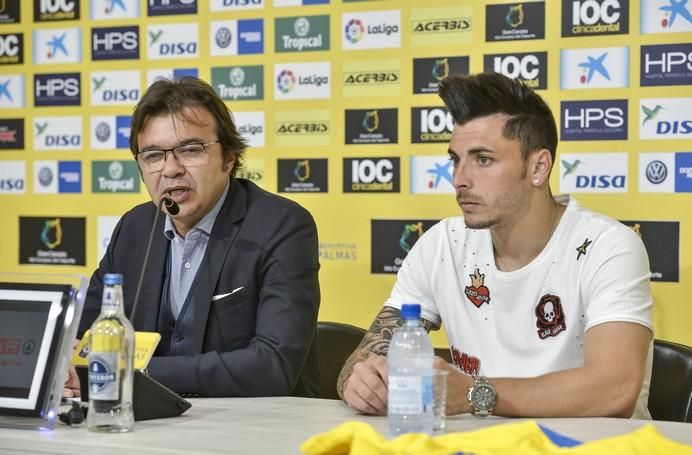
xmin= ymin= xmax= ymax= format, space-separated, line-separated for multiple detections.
xmin=76 ymin=197 xmax=191 ymax=421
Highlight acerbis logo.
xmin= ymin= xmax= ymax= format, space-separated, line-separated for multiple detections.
xmin=562 ymin=0 xmax=628 ymax=36
xmin=33 ymin=116 xmax=82 ymax=150
xmin=560 ymin=99 xmax=627 ymax=140
xmin=34 ymin=73 xmax=80 ymax=106
xmin=91 ymin=70 xmax=140 ymax=106
xmin=559 ymin=153 xmax=628 ymax=193
xmin=277 ymin=69 xmax=296 ymax=93
xmin=276 ymin=121 xmax=328 ymax=135
xmin=343 ymin=157 xmax=400 ymax=193
xmin=0 ymin=33 xmax=23 ymax=65
xmin=641 ymin=43 xmax=692 ymax=87
xmin=484 ymin=52 xmax=547 ymax=89
xmin=91 ymin=26 xmax=139 ymax=60
xmin=412 ymin=18 xmax=471 ymax=34
xmin=34 ymin=0 xmax=80 ymax=22
xmin=147 ymin=23 xmax=198 ymax=59
xmin=411 ymin=107 xmax=454 ymax=143
xmin=344 ymin=19 xmax=364 ymax=43
xmin=646 ymin=160 xmax=668 ymax=184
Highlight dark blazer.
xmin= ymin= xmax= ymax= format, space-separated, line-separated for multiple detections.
xmin=79 ymin=178 xmax=321 ymax=397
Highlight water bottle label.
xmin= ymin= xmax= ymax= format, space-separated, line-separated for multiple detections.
xmin=88 ymin=352 xmax=120 ymax=400
xmin=389 ymin=375 xmax=434 ymax=414
xmin=102 ymin=287 xmax=118 ymax=311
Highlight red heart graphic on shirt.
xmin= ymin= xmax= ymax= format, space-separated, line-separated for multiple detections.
xmin=464 ymin=285 xmax=490 ymax=308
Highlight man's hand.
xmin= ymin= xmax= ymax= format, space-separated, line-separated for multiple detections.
xmin=63 ymin=365 xmax=80 ymax=398
xmin=342 ymin=355 xmax=388 ymax=415
xmin=433 ymin=357 xmax=471 ymax=415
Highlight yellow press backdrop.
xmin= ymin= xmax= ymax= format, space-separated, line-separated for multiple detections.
xmin=0 ymin=0 xmax=690 ymax=347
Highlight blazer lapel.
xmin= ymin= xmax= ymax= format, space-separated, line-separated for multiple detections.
xmin=189 ymin=178 xmax=248 ymax=353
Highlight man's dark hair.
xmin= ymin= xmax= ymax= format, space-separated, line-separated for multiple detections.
xmin=130 ymin=76 xmax=247 ymax=176
xmin=438 ymin=72 xmax=557 ymax=162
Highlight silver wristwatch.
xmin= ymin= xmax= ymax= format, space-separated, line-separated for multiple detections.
xmin=467 ymin=376 xmax=497 ymax=417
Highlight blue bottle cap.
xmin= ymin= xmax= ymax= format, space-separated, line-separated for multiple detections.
xmin=401 ymin=303 xmax=421 ymax=320
xmin=103 ymin=273 xmax=123 ymax=286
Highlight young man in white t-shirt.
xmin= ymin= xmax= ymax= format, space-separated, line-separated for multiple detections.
xmin=337 ymin=72 xmax=653 ymax=419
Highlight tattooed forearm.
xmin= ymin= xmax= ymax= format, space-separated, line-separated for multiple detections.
xmin=336 ymin=306 xmax=440 ymax=400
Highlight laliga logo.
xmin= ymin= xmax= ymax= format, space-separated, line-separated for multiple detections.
xmin=345 ymin=19 xmax=365 ymax=43
xmin=432 ymin=58 xmax=449 ymax=81
xmin=277 ymin=69 xmax=296 ymax=93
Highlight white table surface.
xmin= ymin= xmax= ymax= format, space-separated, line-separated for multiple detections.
xmin=0 ymin=397 xmax=690 ymax=454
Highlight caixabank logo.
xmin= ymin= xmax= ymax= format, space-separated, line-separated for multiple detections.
xmin=277 ymin=158 xmax=328 ymax=193
xmin=34 ymin=0 xmax=80 ymax=21
xmin=275 ymin=15 xmax=329 ymax=53
xmin=211 ymin=65 xmax=264 ymax=101
xmin=560 ymin=99 xmax=627 ymax=141
xmin=371 ymin=219 xmax=438 ymax=274
xmin=147 ymin=68 xmax=198 ymax=86
xmin=92 ymin=160 xmax=140 ymax=193
xmin=639 ymin=97 xmax=691 ymax=139
xmin=0 ymin=118 xmax=24 ymax=149
xmin=562 ymin=0 xmax=629 ymax=37
xmin=343 ymin=157 xmax=400 ymax=193
xmin=560 ymin=46 xmax=629 ymax=89
xmin=345 ymin=108 xmax=397 ymax=145
xmin=410 ymin=155 xmax=454 ymax=194
xmin=342 ymin=59 xmax=400 ymax=97
xmin=90 ymin=70 xmax=140 ymax=106
xmin=34 ymin=116 xmax=81 ymax=150
xmin=559 ymin=153 xmax=628 ymax=193
xmin=210 ymin=19 xmax=263 ymax=56
xmin=34 ymin=72 xmax=80 ymax=107
xmin=411 ymin=6 xmax=472 ymax=46
xmin=483 ymin=52 xmax=547 ymax=89
xmin=234 ymin=111 xmax=265 ymax=148
xmin=91 ymin=26 xmax=138 ymax=60
xmin=0 ymin=33 xmax=23 ymax=65
xmin=274 ymin=62 xmax=330 ymax=100
xmin=640 ymin=0 xmax=691 ymax=34
xmin=19 ymin=217 xmax=85 ymax=266
xmin=640 ymin=43 xmax=692 ymax=86
xmin=33 ymin=160 xmax=81 ymax=193
xmin=413 ymin=56 xmax=469 ymax=94
xmin=0 ymin=0 xmax=20 ymax=24
xmin=90 ymin=0 xmax=138 ymax=20
xmin=33 ymin=28 xmax=81 ymax=64
xmin=275 ymin=110 xmax=330 ymax=147
xmin=485 ymin=2 xmax=545 ymax=41
xmin=0 ymin=160 xmax=25 ymax=194
xmin=148 ymin=0 xmax=197 ymax=16
xmin=0 ymin=74 xmax=24 ymax=108
xmin=211 ymin=0 xmax=264 ymax=11
xmin=342 ymin=10 xmax=401 ymax=50
xmin=620 ymin=220 xmax=679 ymax=282
xmin=148 ymin=23 xmax=199 ymax=59
xmin=411 ymin=106 xmax=454 ymax=143
xmin=90 ymin=115 xmax=131 ymax=149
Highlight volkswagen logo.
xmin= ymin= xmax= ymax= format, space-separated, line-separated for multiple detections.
xmin=645 ymin=160 xmax=667 ymax=184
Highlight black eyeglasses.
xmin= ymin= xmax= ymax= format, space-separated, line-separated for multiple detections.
xmin=135 ymin=141 xmax=220 ymax=173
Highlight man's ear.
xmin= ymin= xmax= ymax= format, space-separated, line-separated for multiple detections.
xmin=530 ymin=148 xmax=553 ymax=186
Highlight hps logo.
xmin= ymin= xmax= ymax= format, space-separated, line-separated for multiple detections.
xmin=91 ymin=26 xmax=139 ymax=60
xmin=561 ymin=99 xmax=628 ymax=140
xmin=34 ymin=73 xmax=80 ymax=106
xmin=640 ymin=43 xmax=692 ymax=87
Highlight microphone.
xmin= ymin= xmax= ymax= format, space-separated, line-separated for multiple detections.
xmin=131 ymin=197 xmax=177 ymax=323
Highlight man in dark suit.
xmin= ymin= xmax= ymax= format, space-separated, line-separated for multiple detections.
xmin=72 ymin=77 xmax=320 ymax=397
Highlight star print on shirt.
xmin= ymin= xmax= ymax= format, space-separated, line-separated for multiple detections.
xmin=576 ymin=238 xmax=592 ymax=261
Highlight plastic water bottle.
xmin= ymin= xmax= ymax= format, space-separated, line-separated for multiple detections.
xmin=87 ymin=273 xmax=135 ymax=432
xmin=388 ymin=303 xmax=434 ymax=436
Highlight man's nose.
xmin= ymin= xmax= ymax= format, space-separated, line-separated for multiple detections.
xmin=162 ymin=150 xmax=184 ymax=176
xmin=453 ymin=159 xmax=471 ymax=189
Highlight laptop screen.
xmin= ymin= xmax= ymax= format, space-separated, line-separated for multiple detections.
xmin=0 ymin=283 xmax=72 ymax=416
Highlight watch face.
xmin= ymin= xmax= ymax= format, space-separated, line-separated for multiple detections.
xmin=472 ymin=384 xmax=496 ymax=409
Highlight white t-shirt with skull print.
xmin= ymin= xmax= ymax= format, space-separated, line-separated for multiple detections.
xmin=384 ymin=196 xmax=654 ymax=419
